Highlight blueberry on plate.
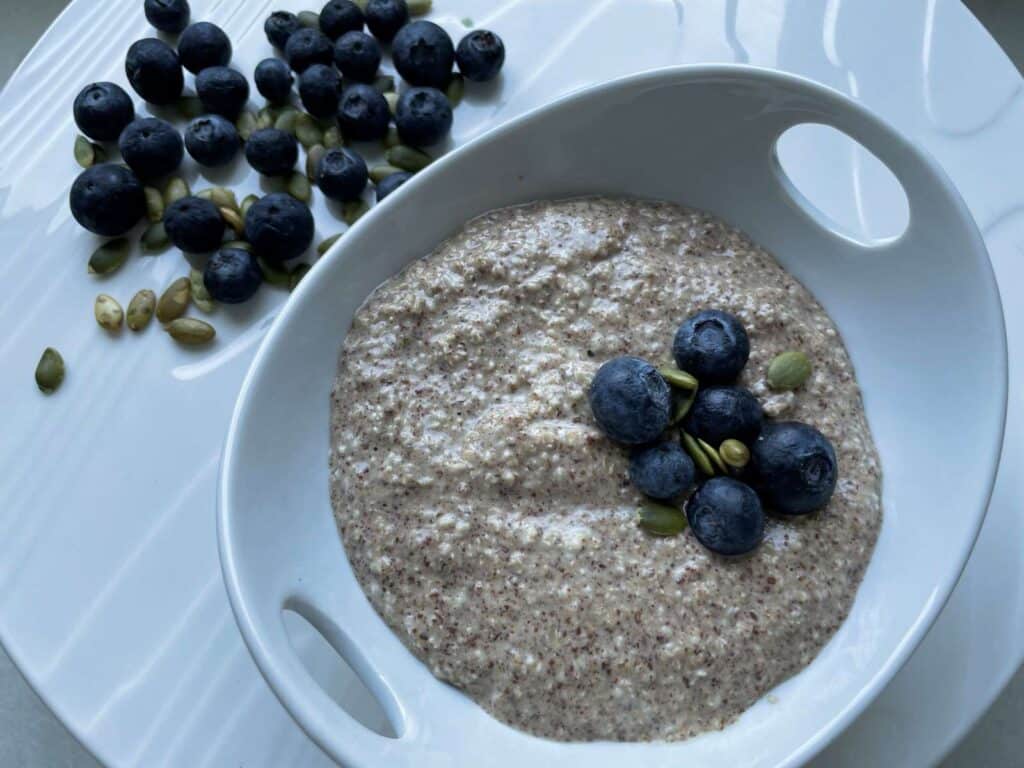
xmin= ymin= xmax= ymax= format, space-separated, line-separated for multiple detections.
xmin=265 ymin=11 xmax=302 ymax=50
xmin=364 ymin=0 xmax=409 ymax=42
xmin=299 ymin=64 xmax=342 ymax=118
xmin=683 ymin=385 xmax=763 ymax=447
xmin=455 ymin=29 xmax=505 ymax=82
xmin=244 ymin=128 xmax=298 ymax=176
xmin=196 ymin=66 xmax=250 ymax=118
xmin=392 ymin=20 xmax=455 ymax=88
xmin=178 ymin=21 xmax=232 ymax=74
xmin=243 ymin=192 xmax=314 ymax=262
xmin=333 ymin=30 xmax=381 ymax=82
xmin=285 ymin=28 xmax=334 ymax=73
xmin=254 ymin=58 xmax=294 ymax=105
xmin=319 ymin=0 xmax=364 ymax=40
xmin=163 ymin=195 xmax=225 ymax=253
xmin=375 ymin=170 xmax=412 ymax=201
xmin=750 ymin=421 xmax=838 ymax=516
xmin=588 ymin=356 xmax=671 ymax=445
xmin=337 ymin=83 xmax=390 ymax=141
xmin=315 ymin=147 xmax=367 ymax=201
xmin=673 ymin=309 xmax=750 ymax=384
xmin=125 ymin=38 xmax=184 ymax=105
xmin=144 ymin=0 xmax=190 ymax=34
xmin=184 ymin=115 xmax=240 ymax=167
xmin=686 ymin=477 xmax=765 ymax=556
xmin=629 ymin=442 xmax=696 ymax=500
xmin=73 ymin=82 xmax=135 ymax=142
xmin=69 ymin=164 xmax=146 ymax=236
xmin=394 ymin=86 xmax=452 ymax=146
xmin=203 ymin=247 xmax=263 ymax=303
xmin=118 ymin=117 xmax=184 ymax=179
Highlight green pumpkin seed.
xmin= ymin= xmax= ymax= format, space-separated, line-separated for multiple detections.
xmin=190 ymin=268 xmax=216 ymax=313
xmin=387 ymin=145 xmax=431 ymax=172
xmin=126 ymin=289 xmax=156 ymax=331
xmin=306 ymin=144 xmax=326 ymax=180
xmin=74 ymin=135 xmax=105 ymax=168
xmin=35 ymin=347 xmax=65 ymax=394
xmin=369 ymin=164 xmax=403 ymax=184
xmin=289 ymin=262 xmax=311 ymax=290
xmin=767 ymin=350 xmax=812 ymax=391
xmin=658 ymin=365 xmax=698 ymax=390
xmin=461 ymin=16 xmax=473 ymax=27
xmin=373 ymin=74 xmax=395 ymax=93
xmin=88 ymin=238 xmax=130 ymax=275
xmin=258 ymin=256 xmax=291 ymax=287
xmin=322 ymin=124 xmax=343 ymax=148
xmin=719 ymin=439 xmax=750 ymax=470
xmin=671 ymin=387 xmax=698 ymax=424
xmin=156 ymin=276 xmax=191 ymax=323
xmin=317 ymin=233 xmax=342 ymax=255
xmin=295 ymin=113 xmax=324 ymax=149
xmin=382 ymin=124 xmax=400 ymax=149
xmin=144 ymin=186 xmax=164 ymax=222
xmin=177 ymin=94 xmax=203 ymax=120
xmin=352 ymin=0 xmax=367 ymax=9
xmin=287 ymin=171 xmax=312 ymax=203
xmin=219 ymin=206 xmax=245 ymax=234
xmin=384 ymin=91 xmax=398 ymax=116
xmin=223 ymin=240 xmax=252 ymax=252
xmin=140 ymin=221 xmax=171 ymax=253
xmin=682 ymin=431 xmax=715 ymax=476
xmin=198 ymin=187 xmax=239 ymax=212
xmin=274 ymin=106 xmax=300 ymax=134
xmin=445 ymin=73 xmax=465 ymax=107
xmin=94 ymin=294 xmax=124 ymax=331
xmin=165 ymin=317 xmax=216 ymax=345
xmin=342 ymin=199 xmax=369 ymax=225
xmin=255 ymin=106 xmax=275 ymax=130
xmin=297 ymin=10 xmax=320 ymax=28
xmin=408 ymin=0 xmax=432 ymax=14
xmin=240 ymin=194 xmax=259 ymax=218
xmin=236 ymin=110 xmax=258 ymax=141
xmin=637 ymin=502 xmax=687 ymax=537
xmin=163 ymin=177 xmax=190 ymax=206
xmin=697 ymin=438 xmax=728 ymax=474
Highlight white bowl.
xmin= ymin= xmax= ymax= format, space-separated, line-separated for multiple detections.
xmin=218 ymin=65 xmax=1006 ymax=768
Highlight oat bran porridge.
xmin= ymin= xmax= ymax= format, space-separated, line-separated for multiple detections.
xmin=329 ymin=197 xmax=882 ymax=742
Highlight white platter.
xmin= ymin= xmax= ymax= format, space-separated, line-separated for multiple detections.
xmin=0 ymin=1 xmax=1021 ymax=766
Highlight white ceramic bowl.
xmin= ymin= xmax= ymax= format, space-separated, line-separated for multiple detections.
xmin=218 ymin=65 xmax=1006 ymax=768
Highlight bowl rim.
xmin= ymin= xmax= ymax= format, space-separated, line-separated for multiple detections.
xmin=218 ymin=62 xmax=1008 ymax=767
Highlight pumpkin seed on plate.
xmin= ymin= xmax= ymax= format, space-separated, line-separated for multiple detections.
xmin=126 ymin=289 xmax=157 ymax=331
xmin=369 ymin=164 xmax=402 ymax=184
xmin=94 ymin=294 xmax=124 ymax=331
xmin=255 ymin=106 xmax=275 ymax=131
xmin=140 ymin=221 xmax=171 ymax=253
xmin=208 ymin=187 xmax=239 ymax=212
xmin=373 ymin=74 xmax=395 ymax=93
xmin=322 ymin=124 xmax=343 ymax=148
xmin=306 ymin=144 xmax=326 ymax=180
xmin=382 ymin=124 xmax=400 ymax=149
xmin=658 ymin=365 xmax=698 ymax=390
xmin=156 ymin=276 xmax=191 ymax=323
xmin=236 ymin=110 xmax=257 ymax=141
xmin=274 ymin=106 xmax=300 ymax=134
xmin=289 ymin=262 xmax=311 ymax=290
xmin=682 ymin=431 xmax=715 ymax=476
xmin=190 ymin=268 xmax=216 ymax=313
xmin=258 ymin=256 xmax=291 ymax=287
xmin=342 ymin=199 xmax=369 ymax=225
xmin=697 ymin=437 xmax=728 ymax=474
xmin=445 ymin=73 xmax=464 ymax=106
xmin=74 ymin=135 xmax=105 ymax=168
xmin=295 ymin=113 xmax=324 ymax=148
xmin=384 ymin=91 xmax=398 ymax=116
xmin=637 ymin=502 xmax=687 ymax=537
xmin=162 ymin=176 xmax=190 ymax=205
xmin=287 ymin=171 xmax=312 ymax=202
xmin=35 ymin=347 xmax=65 ymax=394
xmin=408 ymin=0 xmax=432 ymax=14
xmin=165 ymin=317 xmax=216 ymax=345
xmin=144 ymin=186 xmax=164 ymax=221
xmin=719 ymin=439 xmax=750 ymax=470
xmin=461 ymin=16 xmax=473 ymax=27
xmin=240 ymin=194 xmax=259 ymax=217
xmin=767 ymin=350 xmax=812 ymax=391
xmin=317 ymin=233 xmax=342 ymax=255
xmin=219 ymin=206 xmax=245 ymax=234
xmin=671 ymin=387 xmax=698 ymax=424
xmin=223 ymin=240 xmax=252 ymax=252
xmin=88 ymin=238 xmax=130 ymax=275
xmin=386 ymin=145 xmax=431 ymax=172
xmin=297 ymin=10 xmax=320 ymax=28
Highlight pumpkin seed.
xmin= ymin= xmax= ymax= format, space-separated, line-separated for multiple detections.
xmin=274 ymin=106 xmax=300 ymax=134
xmin=408 ymin=0 xmax=432 ymax=14
xmin=373 ymin=74 xmax=395 ymax=93
xmin=163 ymin=176 xmax=190 ymax=206
xmin=306 ymin=144 xmax=326 ymax=180
xmin=719 ymin=439 xmax=750 ymax=470
xmin=140 ymin=221 xmax=171 ymax=253
xmin=352 ymin=0 xmax=367 ymax=9
xmin=240 ymin=194 xmax=259 ymax=218
xmin=637 ymin=502 xmax=687 ymax=537
xmin=144 ymin=186 xmax=164 ymax=222
xmin=382 ymin=124 xmax=400 ymax=149
xmin=236 ymin=110 xmax=257 ymax=141
xmin=287 ymin=171 xmax=312 ymax=203
xmin=289 ymin=262 xmax=311 ymax=290
xmin=258 ymin=256 xmax=291 ymax=287
xmin=295 ymin=112 xmax=324 ymax=148
xmin=671 ymin=387 xmax=698 ymax=424
xmin=384 ymin=91 xmax=398 ymax=116
xmin=342 ymin=199 xmax=369 ymax=225
xmin=126 ymin=289 xmax=156 ymax=331
xmin=156 ymin=276 xmax=191 ymax=323
xmin=223 ymin=240 xmax=252 ymax=251
xmin=445 ymin=73 xmax=464 ymax=106
xmin=322 ymin=124 xmax=343 ymax=148
xmin=207 ymin=187 xmax=239 ymax=212
xmin=219 ymin=206 xmax=245 ymax=234
xmin=461 ymin=16 xmax=473 ymax=27
xmin=94 ymin=294 xmax=124 ymax=331
xmin=74 ymin=135 xmax=105 ymax=168
xmin=767 ymin=350 xmax=812 ymax=391
xmin=256 ymin=106 xmax=275 ymax=130
xmin=177 ymin=94 xmax=203 ymax=120
xmin=297 ymin=10 xmax=320 ymax=28
xmin=658 ymin=365 xmax=698 ymax=390
xmin=697 ymin=437 xmax=728 ymax=474
xmin=369 ymin=164 xmax=403 ymax=184
xmin=682 ymin=431 xmax=715 ymax=476
xmin=165 ymin=317 xmax=216 ymax=345
xmin=35 ymin=347 xmax=65 ymax=394
xmin=317 ymin=233 xmax=342 ymax=255
xmin=386 ymin=145 xmax=431 ymax=172
xmin=190 ymin=268 xmax=216 ymax=313
xmin=88 ymin=238 xmax=130 ymax=275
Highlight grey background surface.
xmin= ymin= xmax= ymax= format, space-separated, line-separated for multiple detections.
xmin=0 ymin=1 xmax=1020 ymax=766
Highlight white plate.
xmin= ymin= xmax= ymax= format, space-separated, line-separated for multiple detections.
xmin=0 ymin=1 xmax=1020 ymax=767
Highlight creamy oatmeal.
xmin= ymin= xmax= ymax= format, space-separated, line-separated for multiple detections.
xmin=329 ymin=198 xmax=882 ymax=742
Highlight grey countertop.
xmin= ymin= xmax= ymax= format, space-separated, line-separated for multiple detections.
xmin=1 ymin=2 xmax=1020 ymax=766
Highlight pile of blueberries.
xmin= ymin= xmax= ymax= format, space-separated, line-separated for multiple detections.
xmin=68 ymin=0 xmax=505 ymax=307
xmin=588 ymin=309 xmax=838 ymax=557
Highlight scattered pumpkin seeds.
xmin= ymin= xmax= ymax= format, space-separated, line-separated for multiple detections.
xmin=140 ymin=221 xmax=171 ymax=253
xmin=658 ymin=365 xmax=698 ymax=390
xmin=637 ymin=502 xmax=687 ymax=536
xmin=306 ymin=144 xmax=327 ymax=180
xmin=408 ymin=0 xmax=432 ymax=14
xmin=289 ymin=262 xmax=311 ymax=290
xmin=384 ymin=91 xmax=398 ymax=116
xmin=294 ymin=113 xmax=324 ymax=149
xmin=373 ymin=74 xmax=395 ymax=93
xmin=177 ymin=94 xmax=203 ymax=120
xmin=144 ymin=186 xmax=164 ymax=222
xmin=74 ymin=135 xmax=105 ymax=168
xmin=255 ymin=106 xmax=275 ymax=130
xmin=240 ymin=194 xmax=259 ymax=218
xmin=287 ymin=171 xmax=313 ymax=202
xmin=297 ymin=10 xmax=320 ymax=28
xmin=223 ymin=239 xmax=252 ymax=251
xmin=35 ymin=347 xmax=65 ymax=394
xmin=682 ymin=431 xmax=715 ymax=476
xmin=317 ymin=233 xmax=342 ymax=255
xmin=671 ymin=388 xmax=698 ymax=424
xmin=369 ymin=164 xmax=403 ymax=184
xmin=126 ymin=289 xmax=157 ymax=331
xmin=163 ymin=176 xmax=190 ymax=205
xmin=342 ymin=199 xmax=369 ymax=225
xmin=94 ymin=294 xmax=124 ymax=331
xmin=719 ymin=439 xmax=750 ymax=470
xmin=156 ymin=276 xmax=191 ymax=323
xmin=258 ymin=256 xmax=291 ymax=287
xmin=382 ymin=124 xmax=400 ymax=149
xmin=322 ymin=124 xmax=343 ymax=148
xmin=387 ymin=145 xmax=431 ymax=172
xmin=236 ymin=109 xmax=257 ymax=141
xmin=88 ymin=238 xmax=130 ymax=275
xmin=165 ymin=317 xmax=216 ymax=345
xmin=445 ymin=73 xmax=465 ymax=106
xmin=274 ymin=106 xmax=300 ymax=134
xmin=697 ymin=437 xmax=728 ymax=474
xmin=767 ymin=349 xmax=812 ymax=391
xmin=190 ymin=268 xmax=216 ymax=313
xmin=219 ymin=206 xmax=245 ymax=234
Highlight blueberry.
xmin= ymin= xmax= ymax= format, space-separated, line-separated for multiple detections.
xmin=629 ymin=442 xmax=696 ymax=500
xmin=265 ymin=11 xmax=302 ymax=50
xmin=73 ymin=82 xmax=134 ymax=142
xmin=178 ymin=21 xmax=232 ymax=74
xmin=196 ymin=66 xmax=250 ymax=118
xmin=184 ymin=115 xmax=240 ymax=167
xmin=686 ymin=477 xmax=765 ymax=556
xmin=683 ymin=386 xmax=763 ymax=447
xmin=588 ymin=356 xmax=671 ymax=445
xmin=69 ymin=164 xmax=146 ymax=236
xmin=118 ymin=117 xmax=184 ymax=179
xmin=299 ymin=64 xmax=342 ymax=118
xmin=319 ymin=0 xmax=364 ymax=40
xmin=243 ymin=192 xmax=314 ymax=262
xmin=315 ymin=147 xmax=367 ymax=201
xmin=749 ymin=421 xmax=838 ymax=516
xmin=395 ymin=86 xmax=452 ymax=146
xmin=203 ymin=247 xmax=263 ymax=303
xmin=163 ymin=195 xmax=225 ymax=253
xmin=244 ymin=128 xmax=298 ymax=176
xmin=375 ymin=171 xmax=412 ymax=201
xmin=455 ymin=29 xmax=505 ymax=82
xmin=125 ymin=38 xmax=184 ymax=105
xmin=333 ymin=31 xmax=381 ymax=82
xmin=144 ymin=0 xmax=190 ymax=34
xmin=392 ymin=20 xmax=455 ymax=88
xmin=364 ymin=0 xmax=408 ymax=42
xmin=254 ymin=58 xmax=294 ymax=105
xmin=337 ymin=83 xmax=390 ymax=141
xmin=285 ymin=28 xmax=333 ymax=73
xmin=673 ymin=309 xmax=750 ymax=384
